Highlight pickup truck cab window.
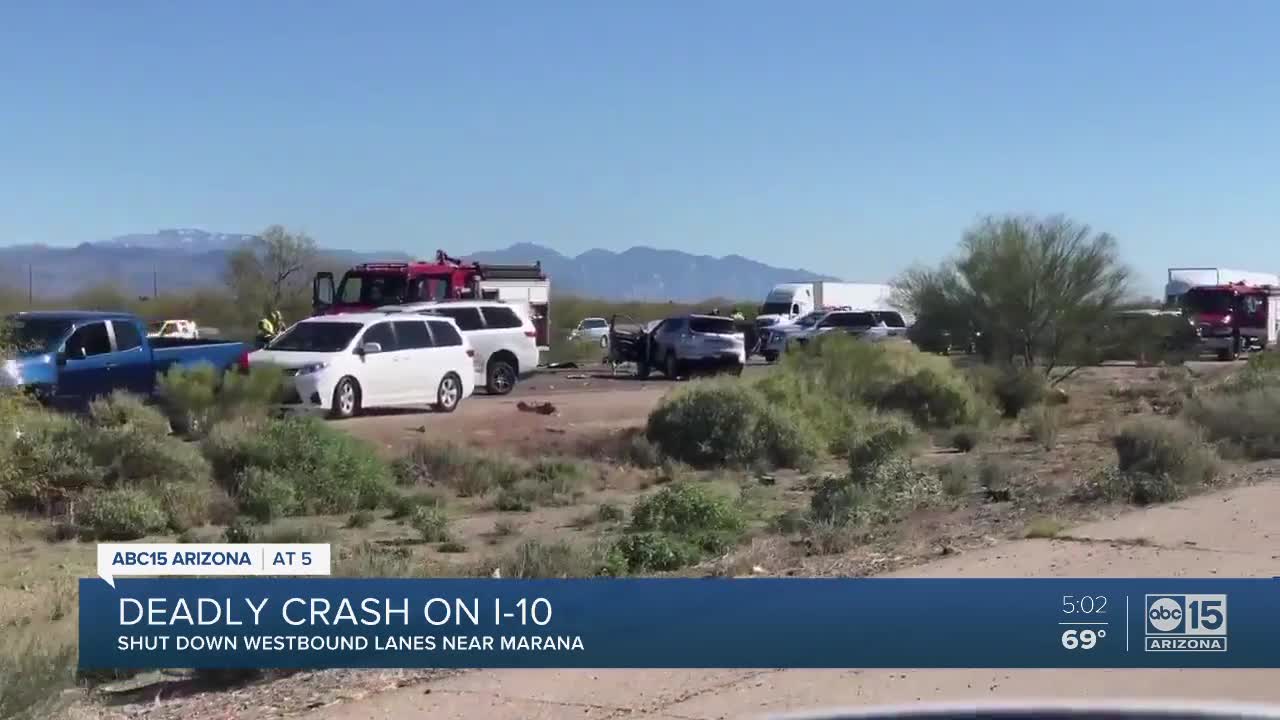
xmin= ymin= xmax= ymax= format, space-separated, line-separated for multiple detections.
xmin=112 ymin=320 xmax=144 ymax=351
xmin=66 ymin=322 xmax=112 ymax=358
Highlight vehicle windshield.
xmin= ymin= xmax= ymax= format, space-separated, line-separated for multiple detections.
xmin=148 ymin=322 xmax=166 ymax=333
xmin=795 ymin=312 xmax=824 ymax=328
xmin=336 ymin=272 xmax=410 ymax=306
xmin=760 ymin=301 xmax=792 ymax=315
xmin=268 ymin=322 xmax=363 ymax=352
xmin=689 ymin=317 xmax=737 ymax=334
xmin=1183 ymin=288 xmax=1234 ymax=315
xmin=6 ymin=317 xmax=74 ymax=353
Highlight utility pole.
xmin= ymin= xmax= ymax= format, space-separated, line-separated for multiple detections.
xmin=27 ymin=264 xmax=32 ymax=306
xmin=153 ymin=269 xmax=158 ymax=299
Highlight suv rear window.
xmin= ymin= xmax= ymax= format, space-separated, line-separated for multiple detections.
xmin=481 ymin=306 xmax=523 ymax=329
xmin=875 ymin=311 xmax=906 ymax=328
xmin=427 ymin=321 xmax=463 ymax=347
xmin=428 ymin=307 xmax=484 ymax=331
xmin=689 ymin=317 xmax=737 ymax=334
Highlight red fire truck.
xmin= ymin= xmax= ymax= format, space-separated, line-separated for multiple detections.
xmin=1179 ymin=281 xmax=1280 ymax=360
xmin=312 ymin=250 xmax=551 ymax=349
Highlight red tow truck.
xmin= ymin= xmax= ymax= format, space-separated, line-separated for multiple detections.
xmin=1179 ymin=281 xmax=1280 ymax=360
xmin=312 ymin=250 xmax=551 ymax=350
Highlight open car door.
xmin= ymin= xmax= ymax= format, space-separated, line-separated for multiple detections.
xmin=609 ymin=314 xmax=652 ymax=377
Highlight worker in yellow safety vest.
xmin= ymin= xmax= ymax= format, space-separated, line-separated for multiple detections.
xmin=256 ymin=313 xmax=276 ymax=347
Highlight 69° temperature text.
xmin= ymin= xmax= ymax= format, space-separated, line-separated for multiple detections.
xmin=1061 ymin=628 xmax=1105 ymax=650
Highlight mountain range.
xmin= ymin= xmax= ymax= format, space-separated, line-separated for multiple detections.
xmin=0 ymin=229 xmax=836 ymax=302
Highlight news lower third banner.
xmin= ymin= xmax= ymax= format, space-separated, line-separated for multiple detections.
xmin=78 ymin=577 xmax=1280 ymax=669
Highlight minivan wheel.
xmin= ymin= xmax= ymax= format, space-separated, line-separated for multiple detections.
xmin=437 ymin=373 xmax=462 ymax=413
xmin=330 ymin=377 xmax=361 ymax=419
xmin=487 ymin=358 xmax=517 ymax=395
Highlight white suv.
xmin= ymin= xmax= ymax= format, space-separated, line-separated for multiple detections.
xmin=250 ymin=312 xmax=476 ymax=418
xmin=386 ymin=300 xmax=540 ymax=395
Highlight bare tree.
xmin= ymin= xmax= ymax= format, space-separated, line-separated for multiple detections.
xmin=894 ymin=214 xmax=1131 ymax=379
xmin=223 ymin=225 xmax=318 ymax=316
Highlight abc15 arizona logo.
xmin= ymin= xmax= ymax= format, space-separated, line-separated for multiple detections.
xmin=1145 ymin=594 xmax=1227 ymax=651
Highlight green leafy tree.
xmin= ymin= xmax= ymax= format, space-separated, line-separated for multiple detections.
xmin=894 ymin=214 xmax=1131 ymax=378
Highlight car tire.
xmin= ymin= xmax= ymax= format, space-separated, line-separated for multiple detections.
xmin=636 ymin=357 xmax=650 ymax=379
xmin=436 ymin=373 xmax=463 ymax=413
xmin=330 ymin=377 xmax=361 ymax=419
xmin=664 ymin=352 xmax=680 ymax=380
xmin=486 ymin=358 xmax=517 ymax=395
xmin=763 ymin=351 xmax=778 ymax=363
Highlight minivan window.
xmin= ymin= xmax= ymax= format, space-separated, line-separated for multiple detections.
xmin=581 ymin=318 xmax=608 ymax=329
xmin=428 ymin=307 xmax=484 ymax=331
xmin=689 ymin=317 xmax=737 ymax=334
xmin=112 ymin=321 xmax=143 ymax=351
xmin=65 ymin=322 xmax=112 ymax=358
xmin=481 ymin=306 xmax=523 ymax=329
xmin=427 ymin=321 xmax=464 ymax=347
xmin=269 ymin=322 xmax=362 ymax=352
xmin=361 ymin=322 xmax=398 ymax=351
xmin=393 ymin=321 xmax=433 ymax=349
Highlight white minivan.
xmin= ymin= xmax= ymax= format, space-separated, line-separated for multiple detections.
xmin=249 ymin=312 xmax=476 ymax=419
xmin=383 ymin=300 xmax=540 ymax=395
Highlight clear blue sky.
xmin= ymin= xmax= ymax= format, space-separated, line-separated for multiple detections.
xmin=3 ymin=1 xmax=1279 ymax=292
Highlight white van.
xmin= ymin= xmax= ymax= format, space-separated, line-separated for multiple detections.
xmin=383 ymin=300 xmax=540 ymax=395
xmin=249 ymin=312 xmax=476 ymax=418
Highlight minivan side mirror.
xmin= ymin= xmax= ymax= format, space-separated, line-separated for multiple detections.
xmin=358 ymin=342 xmax=382 ymax=355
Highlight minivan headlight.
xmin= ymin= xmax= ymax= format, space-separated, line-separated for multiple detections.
xmin=297 ymin=362 xmax=330 ymax=376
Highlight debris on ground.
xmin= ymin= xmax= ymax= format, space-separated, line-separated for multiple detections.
xmin=517 ymin=401 xmax=557 ymax=415
xmin=545 ymin=362 xmax=578 ymax=369
xmin=565 ymin=373 xmax=589 ymax=380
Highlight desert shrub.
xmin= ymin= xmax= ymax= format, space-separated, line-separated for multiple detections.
xmin=804 ymin=519 xmax=861 ymax=555
xmin=223 ymin=517 xmax=257 ymax=543
xmin=147 ymin=480 xmax=231 ymax=531
xmin=1109 ymin=417 xmax=1217 ymax=503
xmin=346 ymin=510 xmax=375 ymax=529
xmin=387 ymin=491 xmax=445 ymax=520
xmin=1 ymin=412 xmax=103 ymax=509
xmin=235 ymin=467 xmax=299 ymax=522
xmin=754 ymin=370 xmax=865 ymax=452
xmin=619 ymin=431 xmax=662 ymax=468
xmin=596 ymin=502 xmax=625 ymax=522
xmin=411 ymin=505 xmax=451 ymax=542
xmin=1022 ymin=404 xmax=1062 ymax=449
xmin=95 ymin=429 xmax=212 ymax=485
xmin=939 ymin=461 xmax=976 ymax=498
xmin=976 ymin=456 xmax=1015 ymax=497
xmin=87 ymin=391 xmax=171 ymax=436
xmin=809 ymin=457 xmax=937 ymax=527
xmin=1025 ymin=517 xmax=1067 ymax=538
xmin=157 ymin=364 xmax=282 ymax=436
xmin=256 ymin=522 xmax=336 ymax=544
xmin=438 ymin=540 xmax=468 ymax=553
xmin=494 ymin=459 xmax=587 ymax=511
xmin=987 ymin=366 xmax=1047 ymax=418
xmin=203 ymin=416 xmax=392 ymax=515
xmin=156 ymin=363 xmax=220 ymax=435
xmin=774 ymin=335 xmax=991 ymax=430
xmin=1186 ymin=389 xmax=1280 ymax=459
xmin=608 ymin=532 xmax=703 ymax=573
xmin=610 ymin=482 xmax=747 ymax=573
xmin=846 ymin=413 xmax=919 ymax=471
xmin=78 ymin=487 xmax=168 ymax=540
xmin=0 ymin=632 xmax=78 ymax=720
xmin=646 ymin=382 xmax=818 ymax=469
xmin=499 ymin=539 xmax=606 ymax=578
xmin=394 ymin=442 xmax=523 ymax=496
xmin=946 ymin=425 xmax=986 ymax=453
xmin=336 ymin=543 xmax=427 ymax=577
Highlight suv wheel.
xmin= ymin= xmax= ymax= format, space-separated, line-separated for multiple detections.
xmin=664 ymin=352 xmax=680 ymax=380
xmin=487 ymin=358 xmax=517 ymax=395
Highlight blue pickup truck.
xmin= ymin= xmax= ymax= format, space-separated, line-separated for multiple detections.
xmin=2 ymin=311 xmax=251 ymax=406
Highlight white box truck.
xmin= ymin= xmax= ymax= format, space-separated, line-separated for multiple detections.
xmin=1166 ymin=268 xmax=1280 ymax=305
xmin=755 ymin=281 xmax=895 ymax=331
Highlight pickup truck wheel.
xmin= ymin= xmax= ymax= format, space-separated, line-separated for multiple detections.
xmin=486 ymin=358 xmax=517 ymax=395
xmin=436 ymin=373 xmax=462 ymax=413
xmin=763 ymin=351 xmax=778 ymax=363
xmin=330 ymin=377 xmax=361 ymax=419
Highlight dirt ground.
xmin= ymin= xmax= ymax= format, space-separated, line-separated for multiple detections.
xmin=56 ymin=358 xmax=1280 ymax=719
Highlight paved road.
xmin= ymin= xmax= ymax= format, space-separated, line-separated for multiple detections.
xmin=302 ymin=481 xmax=1280 ymax=720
